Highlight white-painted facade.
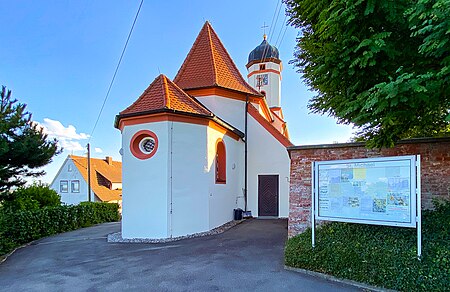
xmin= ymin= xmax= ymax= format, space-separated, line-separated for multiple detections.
xmin=121 ymin=121 xmax=244 ymax=239
xmin=247 ymin=61 xmax=282 ymax=108
xmin=196 ymin=96 xmax=245 ymax=131
xmin=50 ymin=157 xmax=97 ymax=205
xmin=118 ymin=29 xmax=290 ymax=240
xmin=193 ymin=95 xmax=290 ymax=217
xmin=120 ymin=97 xmax=290 ymax=239
xmin=246 ymin=115 xmax=290 ymax=217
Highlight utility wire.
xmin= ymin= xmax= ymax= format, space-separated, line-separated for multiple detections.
xmin=275 ymin=14 xmax=288 ymax=48
xmin=267 ymin=0 xmax=280 ymax=41
xmin=277 ymin=24 xmax=289 ymax=49
xmin=262 ymin=1 xmax=283 ymax=64
xmin=268 ymin=3 xmax=283 ymax=44
xmin=261 ymin=0 xmax=281 ymax=63
xmin=88 ymin=0 xmax=144 ymax=142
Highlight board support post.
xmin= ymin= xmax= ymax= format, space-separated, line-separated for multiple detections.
xmin=311 ymin=161 xmax=315 ymax=248
xmin=416 ymin=155 xmax=422 ymax=259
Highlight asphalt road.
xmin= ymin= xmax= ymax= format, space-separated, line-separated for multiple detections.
xmin=0 ymin=219 xmax=362 ymax=291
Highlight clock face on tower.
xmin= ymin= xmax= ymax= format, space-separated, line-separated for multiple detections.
xmin=256 ymin=74 xmax=268 ymax=87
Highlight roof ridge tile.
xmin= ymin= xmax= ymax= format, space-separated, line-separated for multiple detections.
xmin=162 ymin=74 xmax=170 ymax=109
xmin=174 ymin=22 xmax=262 ymax=97
xmin=119 ymin=74 xmax=212 ymax=117
xmin=206 ymin=24 xmax=218 ymax=86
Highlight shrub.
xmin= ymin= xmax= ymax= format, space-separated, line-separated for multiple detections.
xmin=0 ymin=202 xmax=120 ymax=255
xmin=285 ymin=201 xmax=450 ymax=291
xmin=2 ymin=183 xmax=61 ymax=212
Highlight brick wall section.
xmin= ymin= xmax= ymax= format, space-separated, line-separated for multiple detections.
xmin=288 ymin=137 xmax=450 ymax=238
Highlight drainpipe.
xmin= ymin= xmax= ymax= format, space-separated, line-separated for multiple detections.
xmin=244 ymin=95 xmax=248 ymax=212
xmin=168 ymin=121 xmax=174 ymax=237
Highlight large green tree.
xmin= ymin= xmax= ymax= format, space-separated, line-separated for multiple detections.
xmin=0 ymin=86 xmax=59 ymax=198
xmin=284 ymin=0 xmax=450 ymax=147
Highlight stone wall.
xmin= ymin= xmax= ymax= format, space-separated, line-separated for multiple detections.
xmin=288 ymin=137 xmax=450 ymax=238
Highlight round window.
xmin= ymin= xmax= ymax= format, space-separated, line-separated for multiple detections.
xmin=130 ymin=130 xmax=158 ymax=160
xmin=139 ymin=137 xmax=155 ymax=154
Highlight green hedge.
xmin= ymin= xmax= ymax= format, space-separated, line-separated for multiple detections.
xmin=2 ymin=183 xmax=62 ymax=212
xmin=0 ymin=202 xmax=120 ymax=255
xmin=285 ymin=201 xmax=450 ymax=291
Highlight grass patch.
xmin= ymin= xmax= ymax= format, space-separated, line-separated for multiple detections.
xmin=285 ymin=201 xmax=450 ymax=291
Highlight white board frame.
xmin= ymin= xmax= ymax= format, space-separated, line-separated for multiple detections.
xmin=311 ymin=155 xmax=422 ymax=257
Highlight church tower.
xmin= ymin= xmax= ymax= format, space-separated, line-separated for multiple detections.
xmin=246 ymin=35 xmax=282 ymax=110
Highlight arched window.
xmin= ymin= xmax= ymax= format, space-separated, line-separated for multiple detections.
xmin=215 ymin=140 xmax=226 ymax=184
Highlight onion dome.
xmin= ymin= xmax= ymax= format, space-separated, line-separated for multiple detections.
xmin=247 ymin=35 xmax=280 ymax=65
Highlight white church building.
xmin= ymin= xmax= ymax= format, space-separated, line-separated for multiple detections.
xmin=115 ymin=22 xmax=292 ymax=239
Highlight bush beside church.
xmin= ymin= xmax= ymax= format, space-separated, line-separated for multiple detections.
xmin=0 ymin=184 xmax=120 ymax=256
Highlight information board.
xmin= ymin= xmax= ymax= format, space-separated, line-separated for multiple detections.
xmin=313 ymin=156 xmax=418 ymax=228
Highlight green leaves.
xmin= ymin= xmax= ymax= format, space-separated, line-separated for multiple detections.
xmin=285 ymin=201 xmax=450 ymax=291
xmin=0 ymin=86 xmax=60 ymax=194
xmin=2 ymin=183 xmax=61 ymax=211
xmin=284 ymin=0 xmax=450 ymax=148
xmin=0 ymin=202 xmax=120 ymax=255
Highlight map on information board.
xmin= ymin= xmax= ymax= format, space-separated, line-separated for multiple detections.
xmin=314 ymin=156 xmax=417 ymax=227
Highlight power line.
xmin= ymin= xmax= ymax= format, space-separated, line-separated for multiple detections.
xmin=262 ymin=1 xmax=284 ymax=64
xmin=261 ymin=0 xmax=281 ymax=63
xmin=275 ymin=14 xmax=288 ymax=48
xmin=277 ymin=24 xmax=289 ymax=49
xmin=88 ymin=0 xmax=144 ymax=142
xmin=268 ymin=2 xmax=283 ymax=44
xmin=267 ymin=0 xmax=280 ymax=40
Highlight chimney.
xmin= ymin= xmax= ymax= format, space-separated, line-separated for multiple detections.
xmin=106 ymin=156 xmax=113 ymax=165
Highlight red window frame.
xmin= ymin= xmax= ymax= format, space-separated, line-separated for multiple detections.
xmin=130 ymin=130 xmax=159 ymax=160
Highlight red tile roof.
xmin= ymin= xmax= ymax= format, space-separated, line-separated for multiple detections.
xmin=174 ymin=21 xmax=262 ymax=97
xmin=247 ymin=104 xmax=293 ymax=148
xmin=69 ymin=155 xmax=122 ymax=202
xmin=120 ymin=74 xmax=212 ymax=116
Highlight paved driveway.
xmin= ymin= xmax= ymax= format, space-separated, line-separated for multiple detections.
xmin=0 ymin=219 xmax=361 ymax=291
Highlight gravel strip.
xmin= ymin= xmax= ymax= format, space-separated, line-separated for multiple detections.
xmin=107 ymin=219 xmax=245 ymax=243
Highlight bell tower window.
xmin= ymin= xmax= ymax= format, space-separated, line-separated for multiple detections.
xmin=259 ymin=64 xmax=266 ymax=70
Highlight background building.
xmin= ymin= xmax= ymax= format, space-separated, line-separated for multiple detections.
xmin=51 ymin=155 xmax=122 ymax=206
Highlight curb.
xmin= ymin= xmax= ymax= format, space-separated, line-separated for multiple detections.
xmin=0 ymin=241 xmax=34 ymax=265
xmin=0 ymin=221 xmax=120 ymax=265
xmin=284 ymin=266 xmax=397 ymax=292
xmin=108 ymin=219 xmax=246 ymax=244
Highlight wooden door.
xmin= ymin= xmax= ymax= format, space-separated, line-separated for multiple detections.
xmin=258 ymin=175 xmax=279 ymax=217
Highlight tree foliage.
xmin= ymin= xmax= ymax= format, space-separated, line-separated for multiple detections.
xmin=284 ymin=0 xmax=450 ymax=147
xmin=0 ymin=86 xmax=59 ymax=196
xmin=1 ymin=183 xmax=61 ymax=211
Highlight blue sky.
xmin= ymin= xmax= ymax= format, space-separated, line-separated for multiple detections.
xmin=0 ymin=0 xmax=354 ymax=183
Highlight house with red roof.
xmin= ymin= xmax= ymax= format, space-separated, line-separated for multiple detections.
xmin=51 ymin=155 xmax=122 ymax=206
xmin=115 ymin=22 xmax=291 ymax=239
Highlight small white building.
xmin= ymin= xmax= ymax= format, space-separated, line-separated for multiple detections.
xmin=51 ymin=155 xmax=122 ymax=205
xmin=115 ymin=22 xmax=292 ymax=239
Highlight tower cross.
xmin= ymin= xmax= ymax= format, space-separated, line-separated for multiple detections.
xmin=261 ymin=22 xmax=269 ymax=39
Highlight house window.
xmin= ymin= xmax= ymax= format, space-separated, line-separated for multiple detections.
xmin=60 ymin=180 xmax=68 ymax=193
xmin=71 ymin=180 xmax=80 ymax=193
xmin=259 ymin=64 xmax=266 ymax=70
xmin=68 ymin=164 xmax=72 ymax=172
xmin=215 ymin=140 xmax=226 ymax=184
